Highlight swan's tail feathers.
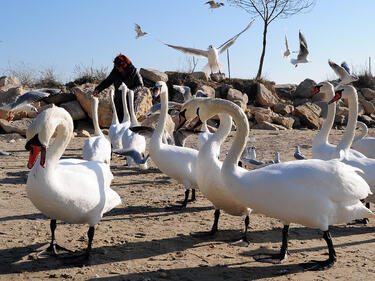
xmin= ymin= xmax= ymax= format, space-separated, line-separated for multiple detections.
xmin=103 ymin=190 xmax=122 ymax=214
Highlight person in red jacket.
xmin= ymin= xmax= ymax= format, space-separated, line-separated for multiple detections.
xmin=93 ymin=53 xmax=144 ymax=121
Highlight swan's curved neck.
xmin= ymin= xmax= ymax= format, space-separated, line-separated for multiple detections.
xmin=338 ymin=93 xmax=358 ymax=151
xmin=203 ymin=100 xmax=249 ymax=167
xmin=91 ymin=99 xmax=103 ymax=136
xmin=110 ymin=93 xmax=119 ymax=125
xmin=201 ymin=120 xmax=208 ymax=132
xmin=206 ymin=114 xmax=232 ymax=149
xmin=121 ymin=89 xmax=130 ymax=123
xmin=354 ymin=121 xmax=368 ymax=142
xmin=46 ymin=116 xmax=73 ymax=169
xmin=152 ymin=90 xmax=168 ymax=144
xmin=128 ymin=91 xmax=139 ymax=126
xmin=313 ymin=100 xmax=336 ymax=146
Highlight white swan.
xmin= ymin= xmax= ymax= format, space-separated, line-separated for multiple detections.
xmin=351 ymin=121 xmax=375 ymax=158
xmin=179 ymin=99 xmax=251 ymax=244
xmin=189 ymin=97 xmax=373 ymax=270
xmin=25 ymin=107 xmax=121 ymax=257
xmin=119 ymin=87 xmax=148 ymax=169
xmin=82 ymin=96 xmax=111 ymax=164
xmin=312 ymin=81 xmax=365 ymax=160
xmin=149 ymin=81 xmax=198 ymax=208
xmin=327 ymin=85 xmax=375 ymax=204
xmin=108 ymin=89 xmax=125 ymax=150
xmin=197 ymin=118 xmax=213 ymax=150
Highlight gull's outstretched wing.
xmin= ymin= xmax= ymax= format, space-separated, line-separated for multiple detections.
xmin=3 ymin=90 xmax=50 ymax=111
xmin=328 ymin=60 xmax=349 ymax=79
xmin=297 ymin=30 xmax=309 ymax=60
xmin=163 ymin=43 xmax=208 ymax=58
xmin=217 ymin=19 xmax=255 ymax=54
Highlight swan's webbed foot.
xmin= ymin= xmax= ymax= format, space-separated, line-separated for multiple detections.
xmin=254 ymin=251 xmax=288 ymax=264
xmin=38 ymin=242 xmax=72 ymax=257
xmin=230 ymin=236 xmax=250 ymax=247
xmin=348 ymin=218 xmax=369 ymax=225
xmin=300 ymin=257 xmax=336 ymax=271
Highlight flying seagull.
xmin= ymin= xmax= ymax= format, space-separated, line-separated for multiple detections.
xmin=290 ymin=30 xmax=310 ymax=67
xmin=0 ymin=89 xmax=59 ymax=121
xmin=205 ymin=1 xmax=224 ymax=10
xmin=134 ymin=23 xmax=147 ymax=39
xmin=282 ymin=34 xmax=291 ymax=58
xmin=163 ymin=19 xmax=255 ymax=75
xmin=328 ymin=59 xmax=359 ymax=85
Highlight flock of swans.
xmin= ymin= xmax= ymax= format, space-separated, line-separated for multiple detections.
xmin=21 ymin=68 xmax=375 ymax=270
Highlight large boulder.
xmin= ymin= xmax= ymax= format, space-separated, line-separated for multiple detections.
xmin=191 ymin=72 xmax=209 ymax=81
xmin=140 ymin=68 xmax=168 ymax=83
xmin=360 ymin=99 xmax=375 ymax=115
xmin=272 ymin=115 xmax=295 ymax=129
xmin=72 ymin=84 xmax=113 ymax=128
xmin=361 ymin=88 xmax=375 ymax=100
xmin=294 ymin=79 xmax=316 ymax=98
xmin=0 ymin=118 xmax=33 ymax=136
xmin=196 ymin=85 xmax=215 ymax=98
xmin=252 ymin=121 xmax=286 ymax=130
xmin=0 ymin=76 xmax=21 ymax=92
xmin=60 ymin=100 xmax=86 ymax=120
xmin=294 ymin=102 xmax=321 ymax=129
xmin=256 ymin=83 xmax=279 ymax=108
xmin=226 ymin=88 xmax=248 ymax=111
xmin=134 ymin=87 xmax=153 ymax=118
xmin=273 ymin=103 xmax=294 ymax=115
xmin=0 ymin=86 xmax=24 ymax=106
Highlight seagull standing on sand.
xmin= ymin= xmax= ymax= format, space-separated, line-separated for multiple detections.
xmin=294 ymin=145 xmax=306 ymax=160
xmin=205 ymin=1 xmax=224 ymax=10
xmin=290 ymin=30 xmax=310 ymax=67
xmin=328 ymin=59 xmax=359 ymax=85
xmin=0 ymin=89 xmax=59 ymax=121
xmin=163 ymin=19 xmax=254 ymax=75
xmin=134 ymin=23 xmax=147 ymax=39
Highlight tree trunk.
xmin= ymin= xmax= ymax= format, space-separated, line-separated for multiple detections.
xmin=256 ymin=22 xmax=268 ymax=80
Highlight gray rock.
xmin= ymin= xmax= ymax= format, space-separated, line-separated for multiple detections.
xmin=294 ymin=78 xmax=316 ymax=98
xmin=140 ymin=68 xmax=168 ymax=83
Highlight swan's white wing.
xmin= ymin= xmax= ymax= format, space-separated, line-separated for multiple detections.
xmin=163 ymin=43 xmax=209 ymax=58
xmin=217 ymin=19 xmax=255 ymax=54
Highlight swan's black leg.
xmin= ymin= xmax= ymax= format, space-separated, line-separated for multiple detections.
xmin=85 ymin=226 xmax=95 ymax=257
xmin=180 ymin=189 xmax=190 ymax=207
xmin=39 ymin=219 xmax=71 ymax=256
xmin=188 ymin=188 xmax=196 ymax=202
xmin=254 ymin=225 xmax=289 ymax=263
xmin=231 ymin=214 xmax=250 ymax=247
xmin=191 ymin=209 xmax=220 ymax=237
xmin=302 ymin=230 xmax=336 ymax=271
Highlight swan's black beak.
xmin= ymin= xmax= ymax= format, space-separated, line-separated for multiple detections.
xmin=328 ymin=89 xmax=343 ymax=104
xmin=192 ymin=108 xmax=202 ymax=130
xmin=177 ymin=109 xmax=187 ymax=130
xmin=152 ymin=85 xmax=161 ymax=98
xmin=312 ymin=85 xmax=322 ymax=95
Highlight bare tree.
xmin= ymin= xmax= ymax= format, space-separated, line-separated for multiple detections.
xmin=227 ymin=0 xmax=315 ymax=80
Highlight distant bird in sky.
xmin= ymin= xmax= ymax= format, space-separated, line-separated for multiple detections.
xmin=205 ymin=1 xmax=224 ymax=10
xmin=163 ymin=19 xmax=254 ymax=75
xmin=290 ymin=30 xmax=310 ymax=67
xmin=134 ymin=23 xmax=147 ymax=39
xmin=282 ymin=34 xmax=291 ymax=58
xmin=328 ymin=59 xmax=359 ymax=85
xmin=0 ymin=89 xmax=59 ymax=121
xmin=294 ymin=145 xmax=307 ymax=160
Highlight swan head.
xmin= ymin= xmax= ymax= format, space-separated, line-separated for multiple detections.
xmin=328 ymin=85 xmax=357 ymax=104
xmin=118 ymin=82 xmax=128 ymax=92
xmin=312 ymin=81 xmax=334 ymax=100
xmin=176 ymin=97 xmax=207 ymax=130
xmin=25 ymin=107 xmax=73 ymax=169
xmin=152 ymin=81 xmax=168 ymax=98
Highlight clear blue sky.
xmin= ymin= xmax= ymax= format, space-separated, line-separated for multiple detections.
xmin=1 ymin=0 xmax=374 ymax=84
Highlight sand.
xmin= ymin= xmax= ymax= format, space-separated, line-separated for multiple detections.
xmin=1 ymin=128 xmax=375 ymax=281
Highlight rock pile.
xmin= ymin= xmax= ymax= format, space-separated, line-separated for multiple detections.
xmin=1 ymin=70 xmax=375 ymax=138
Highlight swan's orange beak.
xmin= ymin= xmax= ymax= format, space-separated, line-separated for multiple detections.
xmin=311 ymin=86 xmax=321 ymax=95
xmin=328 ymin=91 xmax=343 ymax=104
xmin=28 ymin=145 xmax=41 ymax=169
xmin=177 ymin=109 xmax=186 ymax=130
